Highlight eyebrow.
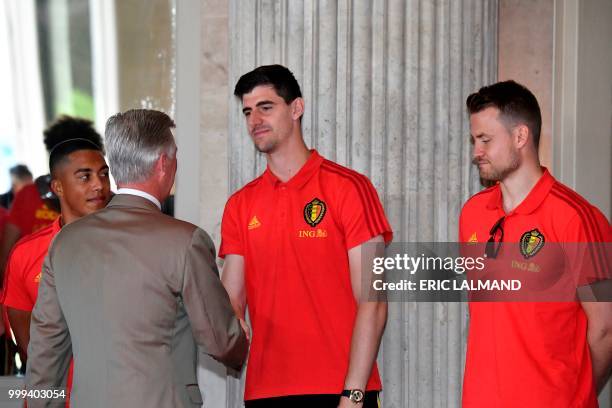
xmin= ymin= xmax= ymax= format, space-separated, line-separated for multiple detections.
xmin=74 ymin=168 xmax=92 ymax=174
xmin=242 ymin=100 xmax=276 ymax=114
xmin=74 ymin=165 xmax=108 ymax=175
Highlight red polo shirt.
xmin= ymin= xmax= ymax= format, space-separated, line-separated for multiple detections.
xmin=7 ymin=184 xmax=59 ymax=236
xmin=220 ymin=150 xmax=392 ymax=400
xmin=459 ymin=169 xmax=610 ymax=408
xmin=2 ymin=218 xmax=62 ymax=310
xmin=0 ymin=207 xmax=7 ymax=238
xmin=2 ymin=217 xmax=73 ymax=405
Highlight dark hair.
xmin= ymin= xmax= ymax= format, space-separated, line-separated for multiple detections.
xmin=234 ymin=64 xmax=302 ymax=104
xmin=9 ymin=164 xmax=32 ymax=180
xmin=466 ymin=80 xmax=542 ymax=148
xmin=43 ymin=116 xmax=104 ymax=175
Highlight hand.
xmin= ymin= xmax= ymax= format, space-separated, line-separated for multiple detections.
xmin=239 ymin=317 xmax=251 ymax=342
xmin=338 ymin=396 xmax=362 ymax=408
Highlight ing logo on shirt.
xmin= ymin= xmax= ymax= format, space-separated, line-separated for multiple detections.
xmin=303 ymin=198 xmax=326 ymax=227
xmin=297 ymin=228 xmax=328 ymax=239
xmin=34 ymin=272 xmax=42 ymax=283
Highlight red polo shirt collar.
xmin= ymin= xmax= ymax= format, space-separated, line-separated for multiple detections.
xmin=262 ymin=150 xmax=324 ymax=189
xmin=486 ymin=167 xmax=555 ymax=215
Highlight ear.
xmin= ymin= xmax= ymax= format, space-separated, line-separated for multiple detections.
xmin=291 ymin=97 xmax=305 ymax=121
xmin=51 ymin=179 xmax=63 ymax=198
xmin=513 ymin=124 xmax=530 ymax=149
xmin=154 ymin=154 xmax=167 ymax=181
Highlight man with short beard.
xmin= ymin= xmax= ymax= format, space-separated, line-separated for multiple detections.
xmin=460 ymin=80 xmax=611 ymax=407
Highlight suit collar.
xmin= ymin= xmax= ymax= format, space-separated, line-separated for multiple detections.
xmin=116 ymin=188 xmax=161 ymax=209
xmin=107 ymin=193 xmax=161 ymax=212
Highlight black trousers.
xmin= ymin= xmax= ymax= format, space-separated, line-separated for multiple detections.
xmin=245 ymin=392 xmax=379 ymax=408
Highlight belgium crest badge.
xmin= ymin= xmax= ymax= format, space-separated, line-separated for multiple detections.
xmin=520 ymin=229 xmax=545 ymax=259
xmin=304 ymin=198 xmax=326 ymax=227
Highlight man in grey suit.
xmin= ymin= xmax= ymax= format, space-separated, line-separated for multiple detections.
xmin=26 ymin=109 xmax=248 ymax=407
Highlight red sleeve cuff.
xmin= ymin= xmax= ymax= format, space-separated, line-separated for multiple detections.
xmin=218 ymin=244 xmax=244 ymax=259
xmin=346 ymin=229 xmax=393 ymax=250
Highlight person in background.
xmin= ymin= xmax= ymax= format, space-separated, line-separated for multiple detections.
xmin=0 ymin=165 xmax=33 ymax=210
xmin=0 ymin=117 xmax=101 ymax=280
xmin=0 ymin=117 xmax=96 ymax=377
xmin=2 ymin=119 xmax=109 ymax=352
xmin=1 ymin=126 xmax=111 ymax=404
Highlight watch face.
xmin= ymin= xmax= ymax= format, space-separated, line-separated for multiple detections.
xmin=350 ymin=390 xmax=364 ymax=402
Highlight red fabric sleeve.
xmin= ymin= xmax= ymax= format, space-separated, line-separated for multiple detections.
xmin=563 ymin=207 xmax=611 ymax=287
xmin=338 ymin=175 xmax=393 ymax=250
xmin=219 ymin=195 xmax=244 ymax=258
xmin=2 ymin=248 xmax=35 ymax=311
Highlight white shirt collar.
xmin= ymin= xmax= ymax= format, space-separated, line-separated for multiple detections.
xmin=116 ymin=188 xmax=162 ymax=210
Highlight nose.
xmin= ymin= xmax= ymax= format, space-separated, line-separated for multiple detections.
xmin=91 ymin=175 xmax=103 ymax=192
xmin=472 ymin=144 xmax=484 ymax=160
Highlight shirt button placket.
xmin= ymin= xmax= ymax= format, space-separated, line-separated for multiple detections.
xmin=279 ymin=185 xmax=288 ymax=220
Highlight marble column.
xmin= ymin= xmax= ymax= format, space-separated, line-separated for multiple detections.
xmin=225 ymin=1 xmax=498 ymax=406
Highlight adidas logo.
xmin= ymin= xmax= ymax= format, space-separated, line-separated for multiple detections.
xmin=248 ymin=216 xmax=261 ymax=230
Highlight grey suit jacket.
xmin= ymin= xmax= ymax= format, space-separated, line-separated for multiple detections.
xmin=26 ymin=194 xmax=248 ymax=407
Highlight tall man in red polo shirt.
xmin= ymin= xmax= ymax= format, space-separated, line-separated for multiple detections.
xmin=1 ymin=118 xmax=111 ymax=401
xmin=460 ymin=80 xmax=611 ymax=407
xmin=221 ymin=65 xmax=392 ymax=407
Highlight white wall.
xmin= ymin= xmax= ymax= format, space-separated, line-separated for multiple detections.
xmin=574 ymin=0 xmax=612 ymax=219
xmin=553 ymin=1 xmax=612 ymax=403
xmin=553 ymin=0 xmax=612 ymax=219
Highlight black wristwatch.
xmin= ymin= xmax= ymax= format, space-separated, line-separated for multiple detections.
xmin=341 ymin=389 xmax=364 ymax=403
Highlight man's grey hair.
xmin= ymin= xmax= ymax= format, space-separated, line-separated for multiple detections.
xmin=105 ymin=109 xmax=176 ymax=184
